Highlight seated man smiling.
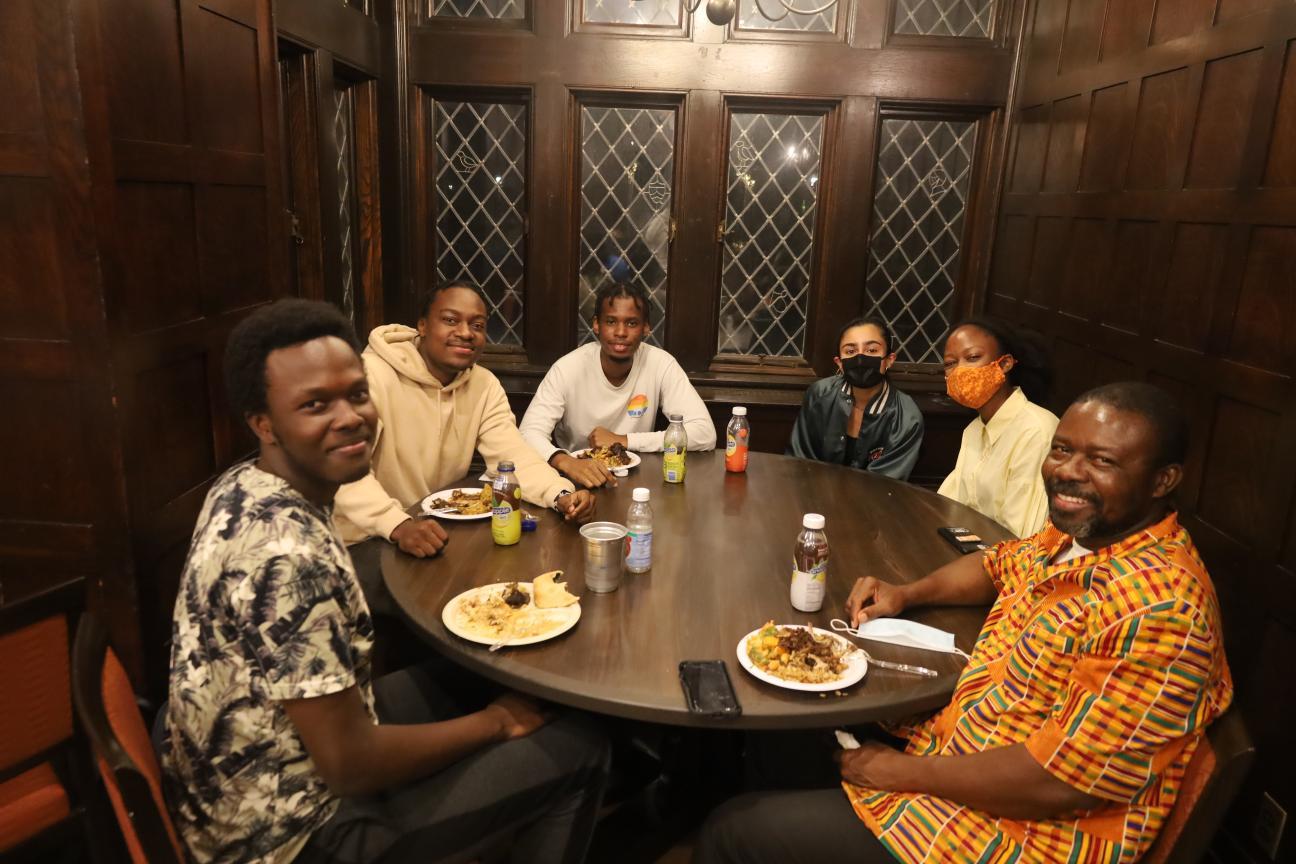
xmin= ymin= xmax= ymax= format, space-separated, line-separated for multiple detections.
xmin=163 ymin=300 xmax=609 ymax=864
xmin=695 ymin=382 xmax=1233 ymax=864
xmin=520 ymin=281 xmax=715 ymax=489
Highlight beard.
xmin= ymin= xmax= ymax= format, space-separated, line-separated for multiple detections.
xmin=1044 ymin=478 xmax=1112 ymax=540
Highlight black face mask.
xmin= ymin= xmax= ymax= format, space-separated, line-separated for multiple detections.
xmin=840 ymin=354 xmax=885 ymax=389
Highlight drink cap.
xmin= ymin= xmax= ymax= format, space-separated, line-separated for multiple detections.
xmin=667 ymin=413 xmax=682 ymax=422
xmin=802 ymin=513 xmax=825 ymax=530
xmin=497 ymin=460 xmax=515 ymax=472
xmin=632 ymin=487 xmax=650 ymax=502
xmin=732 ymin=406 xmax=747 ymax=416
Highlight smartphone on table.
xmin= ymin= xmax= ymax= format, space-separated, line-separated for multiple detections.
xmin=678 ymin=660 xmax=742 ymax=718
xmin=937 ymin=526 xmax=990 ymax=554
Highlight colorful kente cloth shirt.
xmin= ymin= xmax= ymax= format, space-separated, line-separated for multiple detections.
xmin=845 ymin=512 xmax=1233 ymax=863
xmin=162 ymin=462 xmax=375 ymax=864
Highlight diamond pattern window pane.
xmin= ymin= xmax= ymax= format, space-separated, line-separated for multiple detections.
xmin=432 ymin=100 xmax=527 ymax=346
xmin=894 ymin=0 xmax=994 ymax=38
xmin=583 ymin=0 xmax=680 ymax=25
xmin=431 ymin=0 xmax=523 ymax=18
xmin=332 ymin=86 xmax=358 ymax=325
xmin=865 ymin=118 xmax=977 ymax=363
xmin=737 ymin=0 xmax=835 ymax=32
xmin=579 ymin=106 xmax=675 ymax=345
xmin=717 ymin=112 xmax=824 ymax=358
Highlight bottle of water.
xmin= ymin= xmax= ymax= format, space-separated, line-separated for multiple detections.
xmin=625 ymin=487 xmax=653 ymax=574
xmin=662 ymin=414 xmax=687 ymax=484
xmin=790 ymin=513 xmax=828 ymax=612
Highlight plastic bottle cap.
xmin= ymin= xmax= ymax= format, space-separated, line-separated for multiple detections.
xmin=802 ymin=513 xmax=825 ymax=530
xmin=632 ymin=487 xmax=650 ymax=502
xmin=732 ymin=406 xmax=747 ymax=416
xmin=497 ymin=461 xmax=515 ymax=472
xmin=667 ymin=413 xmax=683 ymax=422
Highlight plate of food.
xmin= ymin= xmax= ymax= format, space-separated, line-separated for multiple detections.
xmin=442 ymin=572 xmax=582 ymax=647
xmin=570 ymin=444 xmax=640 ymax=471
xmin=736 ymin=621 xmax=868 ymax=692
xmin=421 ymin=486 xmax=493 ymax=520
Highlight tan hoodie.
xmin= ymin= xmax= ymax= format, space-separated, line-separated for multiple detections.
xmin=334 ymin=324 xmax=573 ymax=544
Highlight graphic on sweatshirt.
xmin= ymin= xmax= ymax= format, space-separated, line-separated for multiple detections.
xmin=626 ymin=394 xmax=649 ymax=418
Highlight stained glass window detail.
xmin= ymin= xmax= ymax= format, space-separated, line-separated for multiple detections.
xmin=332 ymin=86 xmax=358 ymax=325
xmin=865 ymin=117 xmax=977 ymax=363
xmin=430 ymin=0 xmax=523 ymax=18
xmin=578 ymin=105 xmax=675 ymax=345
xmin=717 ymin=111 xmax=824 ymax=358
xmin=432 ymin=100 xmax=527 ymax=346
xmin=737 ymin=0 xmax=835 ymax=33
xmin=894 ymin=0 xmax=993 ymax=38
xmin=583 ymin=0 xmax=680 ymax=25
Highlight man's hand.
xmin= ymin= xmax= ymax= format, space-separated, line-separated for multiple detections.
xmin=846 ymin=576 xmax=909 ymax=626
xmin=390 ymin=518 xmax=449 ymax=558
xmin=551 ymin=452 xmax=617 ymax=489
xmin=555 ymin=490 xmax=597 ymax=524
xmin=588 ymin=426 xmax=629 ymax=450
xmin=484 ymin=692 xmax=551 ymax=741
xmin=837 ymin=741 xmax=909 ymax=791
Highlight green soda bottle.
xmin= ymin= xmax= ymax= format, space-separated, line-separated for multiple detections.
xmin=491 ymin=461 xmax=522 ymax=546
xmin=662 ymin=414 xmax=687 ymax=484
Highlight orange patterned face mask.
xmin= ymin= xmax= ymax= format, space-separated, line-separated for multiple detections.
xmin=946 ymin=359 xmax=1009 ymax=409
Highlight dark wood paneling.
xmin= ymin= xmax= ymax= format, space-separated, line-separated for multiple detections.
xmin=0 ymin=1 xmax=44 ymax=138
xmin=1186 ymin=49 xmax=1264 ymax=188
xmin=1009 ymin=103 xmax=1049 ymax=191
xmin=1103 ymin=218 xmax=1157 ymax=333
xmin=1225 ymin=225 xmax=1296 ymax=375
xmin=0 ymin=380 xmax=97 ymax=524
xmin=1215 ymin=0 xmax=1283 ymax=24
xmin=1058 ymin=217 xmax=1110 ymax=320
xmin=125 ymin=358 xmax=217 ymax=516
xmin=1059 ymin=0 xmax=1104 ymax=73
xmin=101 ymin=0 xmax=188 ymax=144
xmin=1077 ymin=82 xmax=1131 ymax=190
xmin=1025 ymin=215 xmax=1068 ymax=308
xmin=193 ymin=6 xmax=265 ymax=154
xmin=1262 ymin=39 xmax=1296 ymax=186
xmin=200 ymin=184 xmax=271 ymax=312
xmin=1042 ymin=93 xmax=1085 ymax=191
xmin=1127 ymin=66 xmax=1196 ymax=189
xmin=1150 ymin=0 xmax=1218 ymax=46
xmin=989 ymin=213 xmax=1033 ymax=299
xmin=113 ymin=182 xmax=201 ymax=332
xmin=1198 ymin=396 xmax=1282 ymax=549
xmin=1099 ymin=0 xmax=1154 ymax=61
xmin=1154 ymin=222 xmax=1227 ymax=351
xmin=0 ymin=177 xmax=69 ymax=339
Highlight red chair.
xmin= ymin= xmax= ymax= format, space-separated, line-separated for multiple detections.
xmin=0 ymin=579 xmax=88 ymax=860
xmin=72 ymin=613 xmax=185 ymax=864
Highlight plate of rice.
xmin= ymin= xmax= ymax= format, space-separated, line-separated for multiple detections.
xmin=736 ymin=621 xmax=867 ymax=692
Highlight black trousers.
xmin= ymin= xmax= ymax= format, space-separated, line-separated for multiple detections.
xmin=693 ymin=789 xmax=898 ymax=864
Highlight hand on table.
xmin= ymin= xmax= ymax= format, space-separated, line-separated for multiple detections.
xmin=837 ymin=740 xmax=908 ymax=790
xmin=551 ymin=452 xmax=617 ymax=489
xmin=485 ymin=692 xmax=552 ymax=741
xmin=555 ymin=490 xmax=597 ymax=524
xmin=588 ymin=427 xmax=629 ymax=450
xmin=390 ymin=518 xmax=448 ymax=558
xmin=845 ymin=576 xmax=909 ymax=626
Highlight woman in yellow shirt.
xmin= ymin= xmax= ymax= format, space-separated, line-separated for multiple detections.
xmin=938 ymin=317 xmax=1058 ymax=537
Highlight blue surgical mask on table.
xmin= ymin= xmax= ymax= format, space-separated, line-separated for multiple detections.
xmin=830 ymin=618 xmax=970 ymax=659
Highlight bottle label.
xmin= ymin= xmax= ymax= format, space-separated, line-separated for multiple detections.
xmin=725 ymin=429 xmax=749 ymax=472
xmin=491 ymin=489 xmax=521 ymax=545
xmin=663 ymin=446 xmax=686 ymax=483
xmin=626 ymin=529 xmax=652 ymax=570
xmin=790 ymin=557 xmax=827 ymax=612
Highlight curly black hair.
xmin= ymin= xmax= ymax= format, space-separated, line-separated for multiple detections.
xmin=1074 ymin=381 xmax=1189 ymax=468
xmin=416 ymin=279 xmax=485 ymax=322
xmin=592 ymin=281 xmax=651 ymax=327
xmin=946 ymin=315 xmax=1052 ymax=405
xmin=224 ymin=299 xmax=362 ymax=416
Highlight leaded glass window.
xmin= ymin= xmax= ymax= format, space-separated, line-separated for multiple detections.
xmin=430 ymin=0 xmax=523 ymax=18
xmin=894 ymin=0 xmax=993 ymax=39
xmin=864 ymin=117 xmax=977 ymax=363
xmin=578 ymin=105 xmax=675 ymax=345
xmin=583 ymin=0 xmax=680 ymax=25
xmin=432 ymin=100 xmax=527 ymax=346
xmin=717 ymin=111 xmax=824 ymax=358
xmin=737 ymin=0 xmax=835 ymax=33
xmin=332 ymin=85 xmax=358 ymax=325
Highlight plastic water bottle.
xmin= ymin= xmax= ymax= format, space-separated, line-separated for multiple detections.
xmin=790 ymin=513 xmax=828 ymax=612
xmin=625 ymin=488 xmax=653 ymax=573
xmin=662 ymin=414 xmax=687 ymax=484
xmin=725 ymin=406 xmax=750 ymax=473
xmin=491 ymin=461 xmax=521 ymax=546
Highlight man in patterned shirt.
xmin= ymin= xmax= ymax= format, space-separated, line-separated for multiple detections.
xmin=696 ymin=381 xmax=1232 ymax=864
xmin=163 ymin=299 xmax=609 ymax=864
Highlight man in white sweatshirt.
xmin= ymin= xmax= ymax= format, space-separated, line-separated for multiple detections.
xmin=520 ymin=282 xmax=716 ymax=489
xmin=335 ymin=282 xmax=596 ymax=557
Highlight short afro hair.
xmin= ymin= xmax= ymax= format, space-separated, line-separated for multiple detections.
xmin=1073 ymin=381 xmax=1189 ymax=468
xmin=416 ymin=279 xmax=485 ymax=322
xmin=592 ymin=281 xmax=651 ymax=327
xmin=224 ymin=299 xmax=362 ymax=416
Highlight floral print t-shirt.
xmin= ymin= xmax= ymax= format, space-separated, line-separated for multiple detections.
xmin=162 ymin=461 xmax=375 ymax=864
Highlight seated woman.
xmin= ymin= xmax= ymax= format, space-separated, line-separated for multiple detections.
xmin=786 ymin=317 xmax=924 ymax=481
xmin=938 ymin=315 xmax=1057 ymax=537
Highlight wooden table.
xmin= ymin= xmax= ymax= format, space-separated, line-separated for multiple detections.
xmin=383 ymin=450 xmax=1010 ymax=730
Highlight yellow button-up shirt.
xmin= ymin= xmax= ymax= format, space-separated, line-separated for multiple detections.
xmin=845 ymin=513 xmax=1233 ymax=864
xmin=938 ymin=387 xmax=1059 ymax=537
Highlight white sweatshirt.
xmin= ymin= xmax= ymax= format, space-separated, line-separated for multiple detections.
xmin=520 ymin=342 xmax=717 ymax=461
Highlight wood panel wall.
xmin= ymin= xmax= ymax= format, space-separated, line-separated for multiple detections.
xmin=993 ymin=1 xmax=1296 ymax=858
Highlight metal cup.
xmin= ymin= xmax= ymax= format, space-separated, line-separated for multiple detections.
xmin=580 ymin=521 xmax=628 ymax=594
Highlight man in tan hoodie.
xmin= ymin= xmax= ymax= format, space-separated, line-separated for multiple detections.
xmin=335 ymin=282 xmax=596 ymax=557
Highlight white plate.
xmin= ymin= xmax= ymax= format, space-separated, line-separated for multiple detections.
xmin=569 ymin=448 xmax=641 ymax=471
xmin=736 ymin=625 xmax=868 ymax=692
xmin=442 ymin=582 xmax=582 ymax=647
xmin=420 ymin=487 xmax=493 ymax=520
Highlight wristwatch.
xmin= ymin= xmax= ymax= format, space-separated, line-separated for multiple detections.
xmin=553 ymin=490 xmax=572 ymax=508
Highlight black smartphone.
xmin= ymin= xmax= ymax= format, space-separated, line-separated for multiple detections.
xmin=678 ymin=660 xmax=742 ymax=718
xmin=937 ymin=526 xmax=990 ymax=554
